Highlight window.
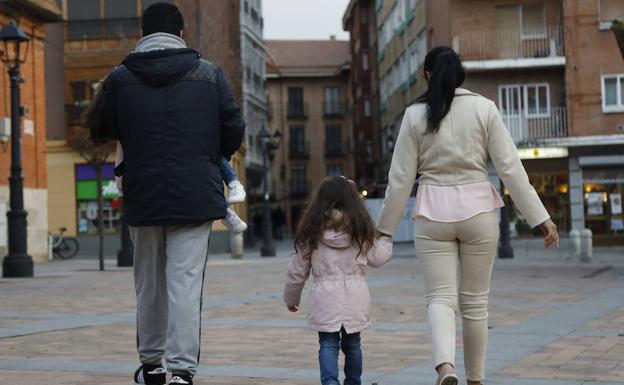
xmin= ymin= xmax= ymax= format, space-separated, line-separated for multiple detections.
xmin=600 ymin=0 xmax=624 ymax=22
xmin=361 ymin=6 xmax=369 ymax=24
xmin=362 ymin=52 xmax=369 ymax=71
xmin=105 ymin=0 xmax=140 ymax=37
xmin=106 ymin=0 xmax=137 ymax=18
xmin=288 ymin=87 xmax=305 ymax=117
xmin=521 ymin=5 xmax=546 ymax=38
xmin=290 ymin=165 xmax=308 ymax=196
xmin=289 ymin=126 xmax=306 ymax=155
xmin=364 ymin=99 xmax=372 ymax=117
xmin=602 ymin=74 xmax=624 ymax=112
xmin=525 ymin=84 xmax=550 ymax=117
xmin=67 ymin=0 xmax=100 ymax=38
xmin=142 ymin=0 xmax=172 ymax=11
xmin=75 ymin=163 xmax=121 ymax=235
xmin=244 ymin=1 xmax=249 ymax=13
xmin=327 ymin=164 xmax=343 ymax=176
xmin=71 ymin=81 xmax=88 ymax=103
xmin=325 ymin=125 xmax=342 ymax=156
xmin=324 ymin=87 xmax=341 ymax=115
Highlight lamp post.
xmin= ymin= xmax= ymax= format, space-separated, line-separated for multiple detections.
xmin=258 ymin=127 xmax=282 ymax=257
xmin=1 ymin=21 xmax=32 ymax=278
xmin=498 ymin=179 xmax=514 ymax=259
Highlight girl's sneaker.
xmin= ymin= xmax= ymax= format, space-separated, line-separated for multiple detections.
xmin=227 ymin=180 xmax=246 ymax=204
xmin=134 ymin=364 xmax=166 ymax=385
xmin=221 ymin=207 xmax=248 ymax=234
xmin=170 ymin=374 xmax=193 ymax=385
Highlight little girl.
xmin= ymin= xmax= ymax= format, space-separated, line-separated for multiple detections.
xmin=284 ymin=175 xmax=393 ymax=385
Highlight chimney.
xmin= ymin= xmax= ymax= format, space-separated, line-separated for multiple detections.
xmin=330 ymin=34 xmax=337 ymax=41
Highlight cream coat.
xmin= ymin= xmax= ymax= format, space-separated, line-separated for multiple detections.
xmin=283 ymin=231 xmax=393 ymax=334
xmin=377 ymin=88 xmax=550 ymax=234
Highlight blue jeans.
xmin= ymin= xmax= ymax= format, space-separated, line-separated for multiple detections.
xmin=318 ymin=328 xmax=362 ymax=385
xmin=219 ymin=157 xmax=238 ymax=185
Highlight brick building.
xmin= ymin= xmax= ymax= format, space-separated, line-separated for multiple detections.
xmin=343 ymin=0 xmax=383 ymax=191
xmin=46 ymin=0 xmax=254 ymax=254
xmin=266 ymin=39 xmax=353 ymax=234
xmin=371 ymin=0 xmax=624 ymax=245
xmin=0 ymin=0 xmax=61 ymax=262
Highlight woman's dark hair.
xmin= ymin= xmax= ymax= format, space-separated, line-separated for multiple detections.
xmin=142 ymin=3 xmax=184 ymax=37
xmin=416 ymin=46 xmax=465 ymax=134
xmin=294 ymin=176 xmax=375 ymax=259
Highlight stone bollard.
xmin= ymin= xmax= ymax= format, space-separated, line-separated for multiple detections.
xmin=580 ymin=228 xmax=593 ymax=263
xmin=569 ymin=228 xmax=581 ymax=259
xmin=230 ymin=232 xmax=244 ymax=259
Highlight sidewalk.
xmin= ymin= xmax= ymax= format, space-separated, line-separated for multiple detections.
xmin=0 ymin=241 xmax=623 ymax=384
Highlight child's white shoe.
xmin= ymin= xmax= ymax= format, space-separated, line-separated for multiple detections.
xmin=227 ymin=180 xmax=246 ymax=204
xmin=222 ymin=208 xmax=248 ymax=234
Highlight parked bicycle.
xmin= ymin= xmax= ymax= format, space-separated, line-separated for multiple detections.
xmin=49 ymin=227 xmax=80 ymax=260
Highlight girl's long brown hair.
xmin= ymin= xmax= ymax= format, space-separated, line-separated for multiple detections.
xmin=294 ymin=176 xmax=376 ymax=259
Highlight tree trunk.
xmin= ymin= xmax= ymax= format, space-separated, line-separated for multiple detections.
xmin=96 ymin=164 xmax=105 ymax=271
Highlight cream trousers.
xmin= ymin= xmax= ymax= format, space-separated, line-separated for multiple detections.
xmin=414 ymin=211 xmax=499 ymax=382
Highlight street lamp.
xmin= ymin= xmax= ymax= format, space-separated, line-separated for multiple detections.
xmin=258 ymin=126 xmax=282 ymax=257
xmin=1 ymin=21 xmax=32 ymax=278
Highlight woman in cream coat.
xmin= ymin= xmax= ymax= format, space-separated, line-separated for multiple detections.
xmin=376 ymin=47 xmax=559 ymax=385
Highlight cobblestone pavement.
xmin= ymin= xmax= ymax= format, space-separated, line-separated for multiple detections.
xmin=1 ymin=241 xmax=623 ymax=385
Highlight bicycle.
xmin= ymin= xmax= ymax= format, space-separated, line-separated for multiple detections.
xmin=49 ymin=227 xmax=80 ymax=260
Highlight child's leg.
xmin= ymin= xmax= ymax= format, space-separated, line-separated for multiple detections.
xmin=318 ymin=331 xmax=341 ymax=385
xmin=219 ymin=157 xmax=238 ymax=185
xmin=341 ymin=328 xmax=362 ymax=385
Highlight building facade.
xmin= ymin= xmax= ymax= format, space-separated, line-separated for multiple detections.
xmin=372 ymin=0 xmax=624 ymax=245
xmin=266 ymin=39 xmax=353 ymax=235
xmin=343 ymin=0 xmax=383 ymax=191
xmin=46 ymin=0 xmax=250 ymax=254
xmin=0 ymin=1 xmax=61 ymax=262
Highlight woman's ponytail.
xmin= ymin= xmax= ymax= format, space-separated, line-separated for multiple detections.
xmin=416 ymin=47 xmax=465 ymax=134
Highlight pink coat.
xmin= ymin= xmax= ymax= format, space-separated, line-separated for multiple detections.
xmin=283 ymin=231 xmax=393 ymax=334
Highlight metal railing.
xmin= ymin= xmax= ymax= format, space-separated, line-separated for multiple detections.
xmin=287 ymin=102 xmax=308 ymax=119
xmin=289 ymin=141 xmax=310 ymax=159
xmin=453 ymin=25 xmax=564 ymax=61
xmin=325 ymin=140 xmax=347 ymax=157
xmin=66 ymin=18 xmax=141 ymax=41
xmin=290 ymin=178 xmax=311 ymax=198
xmin=502 ymin=106 xmax=568 ymax=144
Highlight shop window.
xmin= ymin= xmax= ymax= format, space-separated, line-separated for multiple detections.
xmin=75 ymin=163 xmax=122 ymax=235
xmin=584 ymin=168 xmax=624 ymax=243
xmin=601 ymin=74 xmax=624 ymax=113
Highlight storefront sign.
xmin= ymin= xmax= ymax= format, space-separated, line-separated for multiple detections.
xmin=518 ymin=147 xmax=568 ymax=160
xmin=587 ymin=193 xmax=604 ymax=215
xmin=611 ymin=194 xmax=623 ymax=215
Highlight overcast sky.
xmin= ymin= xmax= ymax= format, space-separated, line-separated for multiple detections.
xmin=263 ymin=0 xmax=351 ymax=41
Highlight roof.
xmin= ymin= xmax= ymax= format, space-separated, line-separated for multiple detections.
xmin=266 ymin=39 xmax=350 ymax=78
xmin=1 ymin=0 xmax=63 ymax=22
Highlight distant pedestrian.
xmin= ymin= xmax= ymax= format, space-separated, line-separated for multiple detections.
xmin=271 ymin=206 xmax=285 ymax=240
xmin=93 ymin=3 xmax=245 ymax=385
xmin=284 ymin=176 xmax=393 ymax=385
xmin=376 ymin=47 xmax=558 ymax=385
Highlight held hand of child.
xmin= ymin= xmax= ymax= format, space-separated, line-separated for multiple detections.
xmin=287 ymin=304 xmax=299 ymax=312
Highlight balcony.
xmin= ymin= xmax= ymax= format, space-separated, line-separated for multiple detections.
xmin=289 ymin=141 xmax=310 ymax=159
xmin=325 ymin=140 xmax=349 ymax=158
xmin=323 ymin=100 xmax=347 ymax=117
xmin=503 ymin=106 xmax=568 ymax=144
xmin=287 ymin=102 xmax=308 ymax=119
xmin=453 ymin=26 xmax=565 ymax=71
xmin=290 ymin=179 xmax=311 ymax=198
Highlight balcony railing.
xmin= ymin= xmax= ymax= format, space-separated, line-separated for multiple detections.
xmin=503 ymin=106 xmax=568 ymax=144
xmin=325 ymin=140 xmax=350 ymax=158
xmin=290 ymin=179 xmax=311 ymax=198
xmin=453 ymin=25 xmax=564 ymax=61
xmin=289 ymin=141 xmax=310 ymax=159
xmin=287 ymin=102 xmax=308 ymax=119
xmin=66 ymin=18 xmax=141 ymax=41
xmin=323 ymin=100 xmax=347 ymax=117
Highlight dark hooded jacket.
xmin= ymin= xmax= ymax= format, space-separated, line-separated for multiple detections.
xmin=97 ymin=48 xmax=245 ymax=226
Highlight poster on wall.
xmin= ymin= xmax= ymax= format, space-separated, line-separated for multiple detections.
xmin=611 ymin=218 xmax=624 ymax=231
xmin=610 ymin=194 xmax=623 ymax=215
xmin=587 ymin=193 xmax=604 ymax=215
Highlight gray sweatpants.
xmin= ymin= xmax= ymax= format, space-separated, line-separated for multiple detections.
xmin=130 ymin=222 xmax=212 ymax=376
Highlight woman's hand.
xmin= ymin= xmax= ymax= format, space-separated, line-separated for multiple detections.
xmin=287 ymin=304 xmax=298 ymax=313
xmin=539 ymin=219 xmax=559 ymax=249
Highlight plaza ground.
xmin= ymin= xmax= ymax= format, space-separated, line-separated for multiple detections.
xmin=0 ymin=239 xmax=623 ymax=385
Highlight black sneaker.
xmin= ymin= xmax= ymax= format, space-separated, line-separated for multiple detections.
xmin=134 ymin=364 xmax=166 ymax=385
xmin=169 ymin=373 xmax=193 ymax=385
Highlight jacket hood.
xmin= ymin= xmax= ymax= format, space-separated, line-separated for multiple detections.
xmin=320 ymin=230 xmax=352 ymax=249
xmin=123 ymin=48 xmax=200 ymax=87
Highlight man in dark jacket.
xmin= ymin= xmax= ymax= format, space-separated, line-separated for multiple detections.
xmin=96 ymin=4 xmax=245 ymax=385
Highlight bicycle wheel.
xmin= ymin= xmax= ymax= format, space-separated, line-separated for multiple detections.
xmin=56 ymin=238 xmax=79 ymax=260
